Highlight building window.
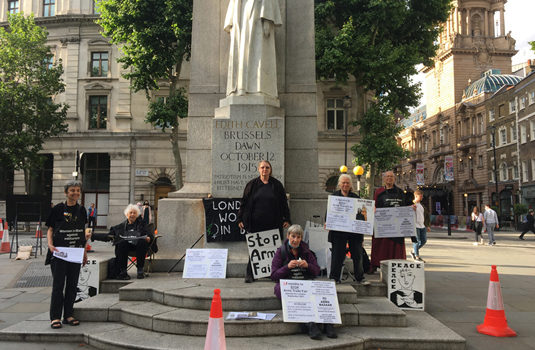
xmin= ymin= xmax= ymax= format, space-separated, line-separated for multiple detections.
xmin=499 ymin=104 xmax=505 ymax=118
xmin=89 ymin=96 xmax=107 ymax=129
xmin=523 ymin=161 xmax=529 ymax=182
xmin=532 ymin=159 xmax=535 ymax=181
xmin=93 ymin=0 xmax=100 ymax=14
xmin=478 ymin=155 xmax=483 ymax=167
xmin=432 ymin=131 xmax=437 ymax=147
xmin=43 ymin=0 xmax=55 ymax=16
xmin=499 ymin=128 xmax=507 ymax=145
xmin=489 ymin=109 xmax=495 ymax=121
xmin=529 ymin=91 xmax=535 ymax=105
xmin=509 ymin=100 xmax=516 ymax=114
xmin=326 ymin=98 xmax=346 ymax=131
xmin=471 ymin=118 xmax=476 ymax=135
xmin=511 ymin=124 xmax=517 ymax=141
xmin=531 ymin=121 xmax=535 ymax=141
xmin=8 ymin=0 xmax=19 ymax=13
xmin=519 ymin=96 xmax=526 ymax=110
xmin=90 ymin=52 xmax=109 ymax=77
xmin=513 ymin=164 xmax=519 ymax=180
xmin=478 ymin=114 xmax=483 ymax=134
xmin=439 ymin=127 xmax=444 ymax=144
xmin=520 ymin=124 xmax=527 ymax=144
xmin=500 ymin=163 xmax=508 ymax=181
xmin=44 ymin=55 xmax=53 ymax=70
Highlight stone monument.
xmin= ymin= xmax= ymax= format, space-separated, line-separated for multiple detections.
xmin=158 ymin=0 xmax=326 ymax=262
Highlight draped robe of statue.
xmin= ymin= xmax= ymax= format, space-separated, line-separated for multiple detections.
xmin=224 ymin=0 xmax=282 ymax=97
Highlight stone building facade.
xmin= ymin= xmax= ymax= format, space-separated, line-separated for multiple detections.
xmin=1 ymin=0 xmax=372 ymax=226
xmin=397 ymin=0 xmax=519 ymax=224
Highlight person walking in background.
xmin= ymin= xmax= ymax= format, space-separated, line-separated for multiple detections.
xmin=471 ymin=206 xmax=484 ymax=245
xmin=141 ymin=201 xmax=152 ymax=226
xmin=483 ymin=204 xmax=499 ymax=245
xmin=410 ymin=190 xmax=430 ymax=262
xmin=87 ymin=203 xmax=97 ymax=229
xmin=519 ymin=209 xmax=535 ymax=240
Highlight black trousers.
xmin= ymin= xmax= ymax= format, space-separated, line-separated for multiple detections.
xmin=329 ymin=232 xmax=364 ymax=282
xmin=520 ymin=226 xmax=535 ymax=237
xmin=88 ymin=217 xmax=96 ymax=229
xmin=50 ymin=258 xmax=81 ymax=321
xmin=115 ymin=239 xmax=150 ymax=273
xmin=473 ymin=221 xmax=483 ymax=241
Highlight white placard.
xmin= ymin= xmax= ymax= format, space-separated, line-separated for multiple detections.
xmin=374 ymin=206 xmax=416 ymax=238
xmin=325 ymin=196 xmax=375 ymax=235
xmin=281 ymin=280 xmax=341 ymax=324
xmin=387 ymin=260 xmax=425 ymax=310
xmin=53 ymin=247 xmax=84 ymax=264
xmin=182 ymin=249 xmax=228 ymax=279
xmin=307 ymin=226 xmax=329 ymax=270
xmin=246 ymin=229 xmax=282 ymax=279
xmin=76 ymin=259 xmax=99 ymax=302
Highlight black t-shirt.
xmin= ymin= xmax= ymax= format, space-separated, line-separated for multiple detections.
xmin=251 ymin=183 xmax=278 ymax=232
xmin=46 ymin=202 xmax=87 ymax=248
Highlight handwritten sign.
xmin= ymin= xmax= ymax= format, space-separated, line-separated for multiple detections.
xmin=246 ymin=229 xmax=282 ymax=279
xmin=281 ymin=280 xmax=341 ymax=324
xmin=203 ymin=198 xmax=246 ymax=242
xmin=76 ymin=259 xmax=99 ymax=302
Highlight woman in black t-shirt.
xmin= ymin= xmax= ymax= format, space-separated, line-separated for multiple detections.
xmin=237 ymin=160 xmax=291 ymax=283
xmin=46 ymin=180 xmax=89 ymax=329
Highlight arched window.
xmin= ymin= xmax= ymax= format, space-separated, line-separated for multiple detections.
xmin=325 ymin=175 xmax=339 ymax=193
xmin=500 ymin=162 xmax=508 ymax=181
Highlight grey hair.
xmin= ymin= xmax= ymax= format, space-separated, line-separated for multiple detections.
xmin=287 ymin=224 xmax=304 ymax=238
xmin=64 ymin=180 xmax=82 ymax=193
xmin=337 ymin=174 xmax=353 ymax=189
xmin=124 ymin=204 xmax=141 ymax=217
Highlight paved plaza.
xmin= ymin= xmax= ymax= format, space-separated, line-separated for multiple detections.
xmin=0 ymin=228 xmax=533 ymax=349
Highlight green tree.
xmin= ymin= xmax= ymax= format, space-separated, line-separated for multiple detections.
xmin=97 ymin=0 xmax=192 ymax=189
xmin=530 ymin=40 xmax=535 ymax=53
xmin=315 ymin=0 xmax=451 ymax=196
xmin=0 ymin=14 xmax=68 ymax=193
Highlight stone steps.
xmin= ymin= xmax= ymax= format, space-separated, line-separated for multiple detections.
xmin=0 ymin=311 xmax=465 ymax=350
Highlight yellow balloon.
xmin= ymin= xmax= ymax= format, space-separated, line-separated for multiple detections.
xmin=339 ymin=165 xmax=348 ymax=173
xmin=353 ymin=165 xmax=364 ymax=176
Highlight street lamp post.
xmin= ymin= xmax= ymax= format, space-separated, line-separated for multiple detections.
xmin=353 ymin=166 xmax=364 ymax=196
xmin=343 ymin=96 xmax=352 ymax=167
xmin=490 ymin=126 xmax=500 ymax=220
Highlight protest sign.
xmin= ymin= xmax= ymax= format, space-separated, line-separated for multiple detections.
xmin=374 ymin=206 xmax=416 ymax=238
xmin=386 ymin=260 xmax=425 ymax=310
xmin=183 ymin=249 xmax=228 ymax=279
xmin=53 ymin=247 xmax=84 ymax=264
xmin=281 ymin=280 xmax=341 ymax=324
xmin=76 ymin=259 xmax=99 ymax=302
xmin=246 ymin=229 xmax=282 ymax=279
xmin=203 ymin=198 xmax=245 ymax=242
xmin=325 ymin=195 xmax=375 ymax=235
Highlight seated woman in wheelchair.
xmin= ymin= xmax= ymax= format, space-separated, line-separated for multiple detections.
xmin=92 ymin=204 xmax=153 ymax=280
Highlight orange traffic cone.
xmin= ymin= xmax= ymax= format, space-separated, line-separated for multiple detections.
xmin=0 ymin=218 xmax=3 ymax=240
xmin=477 ymin=265 xmax=517 ymax=337
xmin=35 ymin=224 xmax=43 ymax=238
xmin=0 ymin=223 xmax=10 ymax=253
xmin=204 ymin=288 xmax=226 ymax=350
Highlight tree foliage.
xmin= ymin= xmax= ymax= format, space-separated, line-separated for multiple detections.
xmin=98 ymin=0 xmax=192 ymax=189
xmin=315 ymin=0 xmax=451 ymax=194
xmin=0 ymin=14 xmax=68 ymax=189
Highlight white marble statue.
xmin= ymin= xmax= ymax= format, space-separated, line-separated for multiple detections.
xmin=224 ymin=0 xmax=282 ymax=98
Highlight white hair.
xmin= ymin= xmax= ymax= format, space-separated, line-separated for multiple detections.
xmin=337 ymin=174 xmax=353 ymax=189
xmin=124 ymin=204 xmax=141 ymax=217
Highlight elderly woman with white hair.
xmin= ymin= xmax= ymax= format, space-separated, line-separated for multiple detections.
xmin=328 ymin=174 xmax=369 ymax=285
xmin=92 ymin=204 xmax=153 ymax=279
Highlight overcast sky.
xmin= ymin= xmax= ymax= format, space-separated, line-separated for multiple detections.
xmin=412 ymin=0 xmax=535 ymax=108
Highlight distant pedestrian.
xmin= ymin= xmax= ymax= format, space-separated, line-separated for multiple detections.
xmin=471 ymin=206 xmax=484 ymax=245
xmin=87 ymin=203 xmax=97 ymax=229
xmin=410 ymin=190 xmax=430 ymax=262
xmin=519 ymin=209 xmax=535 ymax=240
xmin=141 ymin=200 xmax=152 ymax=226
xmin=483 ymin=204 xmax=499 ymax=245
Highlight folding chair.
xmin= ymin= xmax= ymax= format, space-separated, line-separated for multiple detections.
xmin=127 ymin=224 xmax=161 ymax=275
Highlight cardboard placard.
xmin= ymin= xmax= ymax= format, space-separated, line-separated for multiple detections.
xmin=387 ymin=260 xmax=425 ymax=310
xmin=203 ymin=198 xmax=246 ymax=242
xmin=325 ymin=196 xmax=375 ymax=235
xmin=246 ymin=229 xmax=282 ymax=279
xmin=76 ymin=259 xmax=99 ymax=302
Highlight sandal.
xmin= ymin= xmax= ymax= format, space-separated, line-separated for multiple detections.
xmin=62 ymin=317 xmax=80 ymax=326
xmin=50 ymin=320 xmax=62 ymax=329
